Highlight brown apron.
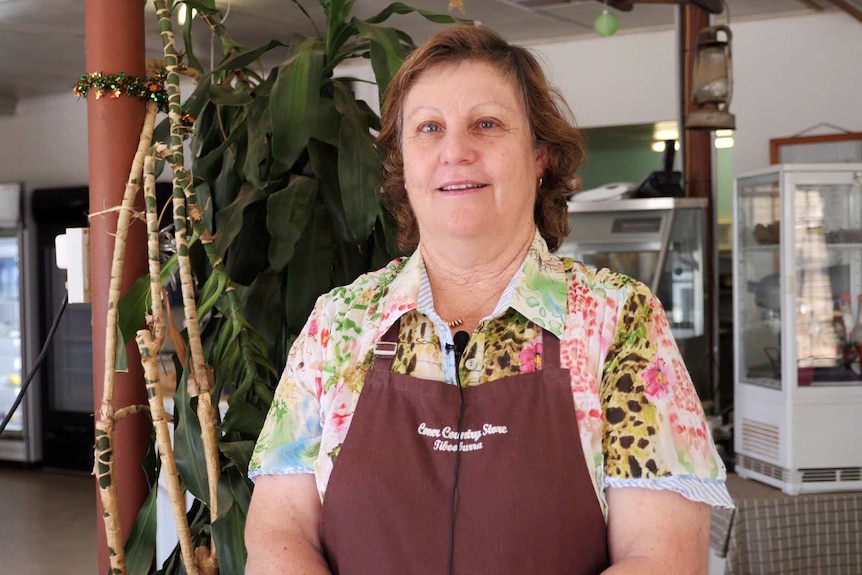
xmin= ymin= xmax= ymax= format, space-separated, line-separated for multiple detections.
xmin=320 ymin=320 xmax=609 ymax=575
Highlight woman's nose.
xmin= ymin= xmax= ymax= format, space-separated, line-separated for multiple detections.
xmin=439 ymin=130 xmax=477 ymax=165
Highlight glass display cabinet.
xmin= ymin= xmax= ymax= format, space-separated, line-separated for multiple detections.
xmin=559 ymin=197 xmax=711 ymax=403
xmin=734 ymin=163 xmax=862 ymax=494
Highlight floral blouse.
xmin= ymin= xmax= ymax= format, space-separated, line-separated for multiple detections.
xmin=249 ymin=231 xmax=733 ymax=518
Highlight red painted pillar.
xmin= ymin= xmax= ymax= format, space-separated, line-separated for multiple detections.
xmin=85 ymin=1 xmax=150 ymax=572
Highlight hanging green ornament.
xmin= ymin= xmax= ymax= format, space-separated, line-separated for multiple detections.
xmin=594 ymin=9 xmax=619 ymax=37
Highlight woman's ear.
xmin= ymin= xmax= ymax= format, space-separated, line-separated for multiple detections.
xmin=535 ymin=145 xmax=549 ymax=178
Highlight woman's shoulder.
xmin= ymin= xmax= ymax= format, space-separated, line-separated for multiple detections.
xmin=558 ymin=257 xmax=652 ymax=301
xmin=317 ymin=256 xmax=411 ymax=313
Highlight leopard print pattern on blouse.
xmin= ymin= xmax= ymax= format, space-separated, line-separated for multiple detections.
xmin=599 ymin=285 xmax=669 ymax=479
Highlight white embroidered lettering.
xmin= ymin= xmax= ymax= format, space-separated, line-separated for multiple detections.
xmin=417 ymin=422 xmax=441 ymax=437
xmin=433 ymin=440 xmax=484 ymax=452
xmin=442 ymin=426 xmax=482 ymax=442
xmin=482 ymin=424 xmax=508 ymax=436
xmin=417 ymin=421 xmax=508 ymax=454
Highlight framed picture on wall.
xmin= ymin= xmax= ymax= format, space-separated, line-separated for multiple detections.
xmin=770 ymin=131 xmax=862 ymax=164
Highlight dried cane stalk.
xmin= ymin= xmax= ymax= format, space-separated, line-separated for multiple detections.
xmin=137 ymin=333 xmax=200 ymax=575
xmin=154 ymin=1 xmax=221 ymax=565
xmin=140 ymin=153 xmax=201 ymax=575
xmin=94 ymin=99 xmax=159 ymax=575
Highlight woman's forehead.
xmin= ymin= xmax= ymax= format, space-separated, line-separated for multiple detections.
xmin=402 ymin=60 xmax=522 ymax=113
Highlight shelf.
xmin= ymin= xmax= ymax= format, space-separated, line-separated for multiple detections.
xmin=820 ymin=243 xmax=862 ymax=249
xmin=740 ymin=377 xmax=782 ymax=390
xmin=740 ymin=245 xmax=780 ymax=252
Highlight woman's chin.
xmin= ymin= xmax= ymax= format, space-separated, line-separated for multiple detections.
xmin=433 ymin=219 xmax=510 ymax=245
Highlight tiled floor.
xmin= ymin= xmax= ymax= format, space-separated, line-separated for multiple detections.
xmin=0 ymin=464 xmax=96 ymax=574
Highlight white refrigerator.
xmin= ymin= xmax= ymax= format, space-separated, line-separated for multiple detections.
xmin=0 ymin=182 xmax=38 ymax=462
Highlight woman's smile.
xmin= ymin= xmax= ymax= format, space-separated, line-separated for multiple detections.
xmin=437 ymin=181 xmax=488 ymax=192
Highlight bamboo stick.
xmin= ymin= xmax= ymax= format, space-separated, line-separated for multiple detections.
xmin=137 ymin=329 xmax=201 ymax=575
xmin=143 ymin=153 xmax=201 ymax=574
xmin=94 ymin=100 xmax=159 ymax=575
xmin=153 ymin=2 xmax=221 ymax=565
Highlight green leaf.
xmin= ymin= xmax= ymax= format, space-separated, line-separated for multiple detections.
xmin=182 ymin=8 xmax=204 ymax=73
xmin=209 ymin=83 xmax=253 ymax=106
xmin=308 ymin=139 xmax=353 ymax=243
xmin=270 ymin=36 xmax=325 ymax=176
xmin=212 ymin=138 xmax=243 ymax=211
xmin=213 ymin=184 xmax=267 ymax=256
xmin=354 ymin=20 xmax=407 ymax=98
xmin=213 ymin=39 xmax=286 ymax=74
xmin=225 ymin=200 xmax=272 ymax=285
xmin=173 ymin=369 xmax=209 ymax=505
xmin=197 ymin=269 xmax=228 ymax=319
xmin=123 ymin=485 xmax=159 ymax=575
xmin=243 ymin=93 xmax=272 ymax=190
xmin=333 ymin=83 xmax=380 ymax=243
xmin=242 ymin=270 xmax=284 ymax=361
xmin=211 ymin=472 xmax=250 ymax=575
xmin=326 ymin=0 xmax=358 ymax=55
xmin=286 ymin=203 xmax=336 ymax=335
xmin=182 ymin=0 xmax=217 ymax=14
xmin=365 ymin=2 xmax=469 ymax=25
xmin=219 ymin=439 xmax=256 ymax=476
xmin=115 ymin=324 xmax=128 ymax=372
xmin=222 ymin=400 xmax=267 ymax=436
xmin=310 ymin=96 xmax=341 ymax=148
xmin=266 ymin=175 xmax=318 ymax=272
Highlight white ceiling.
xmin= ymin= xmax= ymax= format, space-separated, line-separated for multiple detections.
xmin=0 ymin=0 xmax=845 ymax=108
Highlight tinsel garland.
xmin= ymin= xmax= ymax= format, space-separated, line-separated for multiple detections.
xmin=74 ymin=71 xmax=168 ymax=113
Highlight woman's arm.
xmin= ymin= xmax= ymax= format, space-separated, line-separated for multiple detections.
xmin=245 ymin=474 xmax=332 ymax=575
xmin=603 ymin=487 xmax=710 ymax=575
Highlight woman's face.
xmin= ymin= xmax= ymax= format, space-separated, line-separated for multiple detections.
xmin=401 ymin=59 xmax=547 ymax=250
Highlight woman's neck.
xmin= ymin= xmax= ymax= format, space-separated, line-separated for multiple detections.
xmin=421 ymin=228 xmax=535 ymax=332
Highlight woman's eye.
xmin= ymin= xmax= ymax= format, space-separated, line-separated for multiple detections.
xmin=478 ymin=119 xmax=498 ymax=129
xmin=419 ymin=123 xmax=440 ymax=133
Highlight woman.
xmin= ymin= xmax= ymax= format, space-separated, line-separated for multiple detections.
xmin=245 ymin=25 xmax=732 ymax=575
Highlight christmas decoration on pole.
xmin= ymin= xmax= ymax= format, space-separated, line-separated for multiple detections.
xmin=74 ymin=71 xmax=169 ymax=113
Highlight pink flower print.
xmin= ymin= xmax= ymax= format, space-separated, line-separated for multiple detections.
xmin=308 ymin=317 xmax=319 ymax=336
xmin=320 ymin=328 xmax=330 ymax=348
xmin=519 ymin=340 xmax=543 ymax=373
xmin=330 ymin=401 xmax=353 ymax=434
xmin=643 ymin=356 xmax=670 ymax=399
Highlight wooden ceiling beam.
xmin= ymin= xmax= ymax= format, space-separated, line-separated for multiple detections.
xmin=827 ymin=0 xmax=862 ymax=24
xmin=605 ymin=0 xmax=723 ymax=14
xmin=797 ymin=0 xmax=826 ymax=11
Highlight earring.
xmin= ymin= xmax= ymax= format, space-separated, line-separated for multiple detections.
xmin=538 ymin=177 xmax=544 ymax=188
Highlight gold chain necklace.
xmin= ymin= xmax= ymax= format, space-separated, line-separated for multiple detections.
xmin=438 ymin=288 xmax=503 ymax=329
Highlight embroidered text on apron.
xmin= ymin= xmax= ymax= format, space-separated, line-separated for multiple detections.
xmin=320 ymin=319 xmax=609 ymax=575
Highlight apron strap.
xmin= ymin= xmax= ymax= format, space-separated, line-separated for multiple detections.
xmin=372 ymin=318 xmax=401 ymax=371
xmin=542 ymin=327 xmax=561 ymax=371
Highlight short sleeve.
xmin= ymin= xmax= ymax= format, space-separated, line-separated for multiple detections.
xmin=248 ymin=297 xmax=327 ymax=480
xmin=600 ymin=282 xmax=732 ymax=508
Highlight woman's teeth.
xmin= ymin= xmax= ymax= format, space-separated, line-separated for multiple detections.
xmin=440 ymin=183 xmax=485 ymax=191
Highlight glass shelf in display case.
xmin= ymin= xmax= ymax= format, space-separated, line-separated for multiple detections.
xmin=733 ymin=163 xmax=862 ymax=494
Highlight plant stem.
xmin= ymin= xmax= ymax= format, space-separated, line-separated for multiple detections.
xmin=154 ymin=1 xmax=221 ymax=565
xmin=137 ymin=328 xmax=201 ymax=575
xmin=143 ymin=153 xmax=201 ymax=574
